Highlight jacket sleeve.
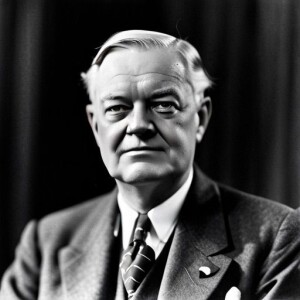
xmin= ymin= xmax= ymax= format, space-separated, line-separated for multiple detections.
xmin=257 ymin=208 xmax=300 ymax=299
xmin=0 ymin=221 xmax=40 ymax=300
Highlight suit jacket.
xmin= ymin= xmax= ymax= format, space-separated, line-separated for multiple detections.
xmin=1 ymin=166 xmax=300 ymax=300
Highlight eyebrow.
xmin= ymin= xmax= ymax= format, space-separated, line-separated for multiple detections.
xmin=150 ymin=88 xmax=181 ymax=101
xmin=99 ymin=87 xmax=182 ymax=102
xmin=100 ymin=93 xmax=128 ymax=101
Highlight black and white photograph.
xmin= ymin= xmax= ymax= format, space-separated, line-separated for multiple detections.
xmin=0 ymin=0 xmax=299 ymax=299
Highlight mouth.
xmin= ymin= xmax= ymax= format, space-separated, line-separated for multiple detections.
xmin=122 ymin=147 xmax=164 ymax=154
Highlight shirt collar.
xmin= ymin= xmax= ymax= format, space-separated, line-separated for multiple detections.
xmin=118 ymin=168 xmax=194 ymax=248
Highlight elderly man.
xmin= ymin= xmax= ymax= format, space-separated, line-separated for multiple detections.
xmin=1 ymin=30 xmax=300 ymax=300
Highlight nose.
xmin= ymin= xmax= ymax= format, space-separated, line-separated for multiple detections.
xmin=126 ymin=102 xmax=156 ymax=139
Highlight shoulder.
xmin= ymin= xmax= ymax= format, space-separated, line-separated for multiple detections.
xmin=193 ymin=166 xmax=293 ymax=227
xmin=0 ymin=189 xmax=118 ymax=299
xmin=217 ymin=183 xmax=299 ymax=249
xmin=218 ymin=183 xmax=293 ymax=222
xmin=33 ymin=188 xmax=117 ymax=249
xmin=41 ymin=189 xmax=115 ymax=224
xmin=218 ymin=183 xmax=292 ymax=218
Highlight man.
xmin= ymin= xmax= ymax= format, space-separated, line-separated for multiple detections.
xmin=1 ymin=30 xmax=299 ymax=300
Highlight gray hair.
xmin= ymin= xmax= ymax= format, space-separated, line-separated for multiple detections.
xmin=81 ymin=30 xmax=212 ymax=103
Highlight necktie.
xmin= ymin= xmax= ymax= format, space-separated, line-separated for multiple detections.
xmin=119 ymin=214 xmax=155 ymax=299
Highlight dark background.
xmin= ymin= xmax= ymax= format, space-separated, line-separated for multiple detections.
xmin=1 ymin=0 xmax=299 ymax=277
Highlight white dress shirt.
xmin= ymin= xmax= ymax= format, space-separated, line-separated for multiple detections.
xmin=117 ymin=169 xmax=193 ymax=258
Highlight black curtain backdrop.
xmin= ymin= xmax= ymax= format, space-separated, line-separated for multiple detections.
xmin=1 ymin=0 xmax=299 ymax=276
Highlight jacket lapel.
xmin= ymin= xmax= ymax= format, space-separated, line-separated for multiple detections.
xmin=158 ymin=167 xmax=239 ymax=300
xmin=58 ymin=189 xmax=120 ymax=300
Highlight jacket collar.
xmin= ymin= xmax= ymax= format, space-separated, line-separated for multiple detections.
xmin=180 ymin=166 xmax=229 ymax=256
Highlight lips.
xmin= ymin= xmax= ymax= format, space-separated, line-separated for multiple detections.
xmin=121 ymin=147 xmax=164 ymax=154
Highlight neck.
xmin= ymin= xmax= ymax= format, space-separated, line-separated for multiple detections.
xmin=115 ymin=170 xmax=191 ymax=213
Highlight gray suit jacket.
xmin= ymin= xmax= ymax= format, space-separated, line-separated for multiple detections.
xmin=1 ymin=167 xmax=300 ymax=299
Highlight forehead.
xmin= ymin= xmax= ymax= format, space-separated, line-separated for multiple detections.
xmin=94 ymin=48 xmax=189 ymax=93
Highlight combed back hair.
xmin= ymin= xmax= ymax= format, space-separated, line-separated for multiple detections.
xmin=81 ymin=30 xmax=213 ymax=103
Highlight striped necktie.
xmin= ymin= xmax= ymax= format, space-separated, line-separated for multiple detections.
xmin=119 ymin=213 xmax=155 ymax=299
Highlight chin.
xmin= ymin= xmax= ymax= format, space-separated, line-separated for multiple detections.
xmin=116 ymin=162 xmax=171 ymax=185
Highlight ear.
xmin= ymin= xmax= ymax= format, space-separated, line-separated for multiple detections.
xmin=86 ymin=104 xmax=101 ymax=147
xmin=196 ymin=96 xmax=212 ymax=143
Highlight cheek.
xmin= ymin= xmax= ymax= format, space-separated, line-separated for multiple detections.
xmin=171 ymin=113 xmax=198 ymax=142
xmin=96 ymin=118 xmax=126 ymax=153
xmin=162 ymin=120 xmax=197 ymax=156
xmin=174 ymin=119 xmax=199 ymax=159
xmin=96 ymin=126 xmax=121 ymax=175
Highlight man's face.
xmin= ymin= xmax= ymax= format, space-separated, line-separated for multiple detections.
xmin=88 ymin=48 xmax=207 ymax=185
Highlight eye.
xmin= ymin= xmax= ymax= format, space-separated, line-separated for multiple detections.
xmin=151 ymin=102 xmax=178 ymax=114
xmin=105 ymin=104 xmax=131 ymax=119
xmin=106 ymin=105 xmax=129 ymax=113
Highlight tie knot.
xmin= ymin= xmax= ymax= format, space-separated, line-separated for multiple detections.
xmin=132 ymin=213 xmax=151 ymax=243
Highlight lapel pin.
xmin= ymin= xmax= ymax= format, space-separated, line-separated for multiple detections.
xmin=199 ymin=266 xmax=211 ymax=278
xmin=199 ymin=263 xmax=219 ymax=278
xmin=198 ymin=258 xmax=220 ymax=279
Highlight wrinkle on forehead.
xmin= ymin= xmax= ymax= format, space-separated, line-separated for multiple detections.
xmin=99 ymin=78 xmax=187 ymax=102
xmin=110 ymin=72 xmax=185 ymax=84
